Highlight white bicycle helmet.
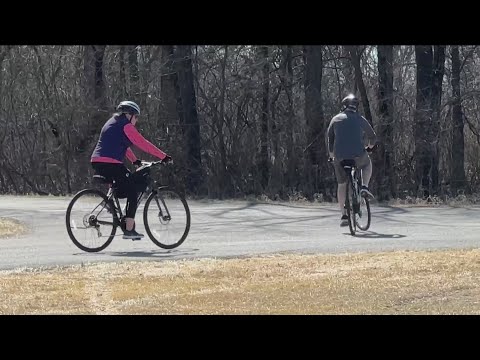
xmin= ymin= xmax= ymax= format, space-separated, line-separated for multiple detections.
xmin=116 ymin=100 xmax=140 ymax=115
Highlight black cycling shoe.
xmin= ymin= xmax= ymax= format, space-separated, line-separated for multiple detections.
xmin=123 ymin=229 xmax=144 ymax=240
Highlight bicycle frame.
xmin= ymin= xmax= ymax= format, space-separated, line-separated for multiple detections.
xmin=104 ymin=186 xmax=146 ymax=220
xmin=96 ymin=161 xmax=170 ymax=228
xmin=342 ymin=161 xmax=363 ymax=214
xmin=342 ymin=161 xmax=362 ymax=188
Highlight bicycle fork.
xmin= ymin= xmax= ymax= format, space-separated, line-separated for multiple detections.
xmin=153 ymin=192 xmax=171 ymax=222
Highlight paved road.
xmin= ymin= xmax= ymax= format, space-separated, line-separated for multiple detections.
xmin=0 ymin=195 xmax=479 ymax=270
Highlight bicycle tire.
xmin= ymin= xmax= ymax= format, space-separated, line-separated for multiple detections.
xmin=143 ymin=187 xmax=191 ymax=249
xmin=66 ymin=188 xmax=117 ymax=252
xmin=356 ymin=196 xmax=371 ymax=231
xmin=346 ymin=178 xmax=356 ymax=236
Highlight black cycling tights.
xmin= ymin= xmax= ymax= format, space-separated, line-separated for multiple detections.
xmin=92 ymin=162 xmax=138 ymax=218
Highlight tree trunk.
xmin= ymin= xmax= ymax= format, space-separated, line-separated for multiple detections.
xmin=304 ymin=45 xmax=325 ymax=197
xmin=414 ymin=45 xmax=435 ymax=198
xmin=160 ymin=45 xmax=178 ymax=134
xmin=218 ymin=45 xmax=229 ymax=198
xmin=93 ymin=46 xmax=107 ymax=110
xmin=348 ymin=45 xmax=373 ymax=125
xmin=284 ymin=45 xmax=296 ymax=189
xmin=450 ymin=45 xmax=467 ymax=194
xmin=175 ymin=45 xmax=202 ymax=194
xmin=376 ymin=45 xmax=395 ymax=200
xmin=128 ymin=45 xmax=140 ymax=99
xmin=83 ymin=45 xmax=95 ymax=105
xmin=259 ymin=45 xmax=270 ymax=190
xmin=341 ymin=46 xmax=356 ymax=93
xmin=430 ymin=45 xmax=446 ymax=194
xmin=78 ymin=45 xmax=107 ymax=153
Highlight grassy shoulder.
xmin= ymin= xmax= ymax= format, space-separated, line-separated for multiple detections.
xmin=1 ymin=248 xmax=480 ymax=314
xmin=0 ymin=218 xmax=28 ymax=238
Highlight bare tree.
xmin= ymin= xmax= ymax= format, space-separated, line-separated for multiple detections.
xmin=174 ymin=45 xmax=202 ymax=194
xmin=304 ymin=45 xmax=325 ymax=197
xmin=78 ymin=45 xmax=107 ymax=153
xmin=1 ymin=44 xmax=479 ymax=201
xmin=119 ymin=46 xmax=127 ymax=98
xmin=347 ymin=45 xmax=373 ymax=125
xmin=430 ymin=45 xmax=446 ymax=193
xmin=128 ymin=45 xmax=140 ymax=99
xmin=259 ymin=45 xmax=270 ymax=190
xmin=283 ymin=45 xmax=296 ymax=189
xmin=414 ymin=45 xmax=445 ymax=197
xmin=376 ymin=45 xmax=395 ymax=200
xmin=450 ymin=45 xmax=467 ymax=193
xmin=159 ymin=45 xmax=179 ymax=133
xmin=341 ymin=46 xmax=356 ymax=93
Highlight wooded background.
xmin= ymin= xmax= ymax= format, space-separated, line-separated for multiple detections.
xmin=0 ymin=45 xmax=477 ymax=201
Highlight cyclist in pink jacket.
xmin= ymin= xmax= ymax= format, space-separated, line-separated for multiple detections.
xmin=91 ymin=101 xmax=172 ymax=239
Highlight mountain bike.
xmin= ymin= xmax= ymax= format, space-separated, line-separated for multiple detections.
xmin=66 ymin=161 xmax=190 ymax=252
xmin=341 ymin=156 xmax=371 ymax=236
xmin=330 ymin=146 xmax=376 ymax=236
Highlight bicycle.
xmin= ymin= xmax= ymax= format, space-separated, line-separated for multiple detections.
xmin=330 ymin=146 xmax=376 ymax=236
xmin=65 ymin=160 xmax=191 ymax=252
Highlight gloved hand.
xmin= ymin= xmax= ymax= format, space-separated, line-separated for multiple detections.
xmin=366 ymin=143 xmax=379 ymax=152
xmin=162 ymin=155 xmax=173 ymax=164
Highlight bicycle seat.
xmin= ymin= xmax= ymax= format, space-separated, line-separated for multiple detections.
xmin=93 ymin=175 xmax=114 ymax=184
xmin=340 ymin=159 xmax=356 ymax=168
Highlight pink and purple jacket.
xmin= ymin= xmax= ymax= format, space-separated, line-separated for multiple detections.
xmin=91 ymin=114 xmax=167 ymax=164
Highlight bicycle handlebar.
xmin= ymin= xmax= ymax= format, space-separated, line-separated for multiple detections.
xmin=137 ymin=159 xmax=172 ymax=170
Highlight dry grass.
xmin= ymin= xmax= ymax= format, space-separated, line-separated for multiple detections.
xmin=0 ymin=218 xmax=28 ymax=238
xmin=1 ymin=249 xmax=480 ymax=314
xmin=386 ymin=193 xmax=480 ymax=207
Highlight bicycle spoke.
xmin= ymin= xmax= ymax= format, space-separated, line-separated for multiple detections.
xmin=144 ymin=189 xmax=190 ymax=249
xmin=355 ymin=196 xmax=371 ymax=231
xmin=66 ymin=189 xmax=117 ymax=252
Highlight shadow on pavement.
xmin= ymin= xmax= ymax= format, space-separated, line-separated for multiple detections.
xmin=343 ymin=230 xmax=407 ymax=239
xmin=73 ymin=247 xmax=198 ymax=258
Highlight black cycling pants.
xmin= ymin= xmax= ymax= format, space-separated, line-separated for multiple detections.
xmin=91 ymin=162 xmax=138 ymax=218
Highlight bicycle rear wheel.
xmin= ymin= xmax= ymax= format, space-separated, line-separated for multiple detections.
xmin=66 ymin=189 xmax=117 ymax=252
xmin=345 ymin=178 xmax=356 ymax=236
xmin=143 ymin=188 xmax=191 ymax=249
xmin=355 ymin=195 xmax=371 ymax=231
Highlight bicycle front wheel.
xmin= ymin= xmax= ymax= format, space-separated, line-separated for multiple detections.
xmin=143 ymin=188 xmax=191 ymax=249
xmin=345 ymin=179 xmax=356 ymax=236
xmin=66 ymin=189 xmax=117 ymax=252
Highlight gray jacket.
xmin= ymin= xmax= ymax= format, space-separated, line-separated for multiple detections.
xmin=327 ymin=109 xmax=377 ymax=160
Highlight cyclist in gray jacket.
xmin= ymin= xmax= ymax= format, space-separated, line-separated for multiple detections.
xmin=327 ymin=94 xmax=377 ymax=226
